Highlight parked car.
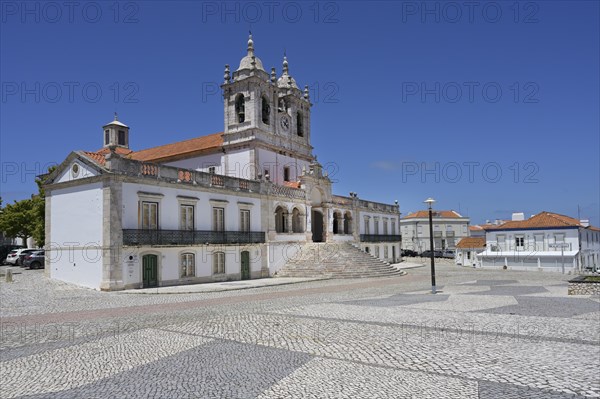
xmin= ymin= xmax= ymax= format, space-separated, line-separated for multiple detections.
xmin=23 ymin=250 xmax=45 ymax=269
xmin=0 ymin=245 xmax=23 ymax=264
xmin=442 ymin=249 xmax=455 ymax=259
xmin=401 ymin=249 xmax=419 ymax=257
xmin=420 ymin=250 xmax=443 ymax=258
xmin=5 ymin=248 xmax=38 ymax=266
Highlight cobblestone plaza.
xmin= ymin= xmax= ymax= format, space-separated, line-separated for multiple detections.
xmin=1 ymin=262 xmax=599 ymax=398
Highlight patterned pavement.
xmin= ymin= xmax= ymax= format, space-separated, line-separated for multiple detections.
xmin=1 ymin=262 xmax=599 ymax=398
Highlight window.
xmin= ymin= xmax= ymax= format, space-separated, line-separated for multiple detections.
xmin=180 ymin=253 xmax=195 ymax=278
xmin=417 ymin=225 xmax=422 ymax=235
xmin=497 ymin=235 xmax=506 ymax=251
xmin=240 ymin=209 xmax=250 ymax=232
xmin=391 ymin=220 xmax=396 ymax=235
xmin=180 ymin=205 xmax=194 ymax=231
xmin=364 ymin=217 xmax=370 ymax=234
xmin=213 ymin=252 xmax=225 ymax=274
xmin=140 ymin=202 xmax=158 ymax=229
xmin=383 ymin=218 xmax=388 ymax=235
xmin=213 ymin=207 xmax=225 ymax=231
xmin=374 ymin=218 xmax=379 ymax=235
xmin=208 ymin=166 xmax=216 ymax=174
xmin=297 ymin=111 xmax=303 ymax=137
xmin=235 ymin=94 xmax=245 ymax=123
xmin=104 ymin=130 xmax=110 ymax=145
xmin=554 ymin=233 xmax=565 ymax=243
xmin=118 ymin=130 xmax=126 ymax=146
xmin=261 ymin=96 xmax=270 ymax=124
xmin=534 ymin=234 xmax=544 ymax=251
xmin=283 ymin=167 xmax=290 ymax=182
xmin=515 ymin=236 xmax=524 ymax=250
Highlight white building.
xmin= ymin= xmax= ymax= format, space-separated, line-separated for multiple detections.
xmin=478 ymin=211 xmax=600 ymax=273
xmin=400 ymin=210 xmax=469 ymax=253
xmin=455 ymin=237 xmax=486 ymax=267
xmin=42 ymin=35 xmax=402 ymax=290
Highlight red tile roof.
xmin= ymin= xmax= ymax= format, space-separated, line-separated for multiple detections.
xmin=130 ymin=132 xmax=224 ymax=162
xmin=456 ymin=237 xmax=486 ymax=249
xmin=403 ymin=210 xmax=464 ymax=219
xmin=82 ymin=147 xmax=133 ymax=166
xmin=81 ymin=132 xmax=224 ymax=166
xmin=282 ymin=181 xmax=301 ymax=188
xmin=488 ymin=211 xmax=592 ymax=230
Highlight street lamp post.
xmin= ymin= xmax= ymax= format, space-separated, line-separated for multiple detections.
xmin=424 ymin=197 xmax=436 ymax=294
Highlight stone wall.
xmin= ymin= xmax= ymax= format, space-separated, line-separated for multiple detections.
xmin=568 ymin=277 xmax=600 ymax=295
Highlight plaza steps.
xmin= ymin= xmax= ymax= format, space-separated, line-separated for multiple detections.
xmin=275 ymin=242 xmax=404 ymax=279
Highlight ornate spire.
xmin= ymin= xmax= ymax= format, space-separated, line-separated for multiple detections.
xmin=282 ymin=52 xmax=289 ymax=75
xmin=224 ymin=64 xmax=231 ymax=83
xmin=247 ymin=31 xmax=254 ymax=57
xmin=270 ymin=67 xmax=277 ymax=83
xmin=304 ymin=85 xmax=310 ymax=100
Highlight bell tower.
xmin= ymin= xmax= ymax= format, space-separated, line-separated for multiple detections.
xmin=102 ymin=113 xmax=129 ymax=149
xmin=276 ymin=54 xmax=312 ymax=146
xmin=221 ymin=33 xmax=277 ymax=137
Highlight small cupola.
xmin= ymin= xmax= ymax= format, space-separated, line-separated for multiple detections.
xmin=102 ymin=113 xmax=129 ymax=149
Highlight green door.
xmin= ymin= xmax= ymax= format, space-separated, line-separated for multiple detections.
xmin=142 ymin=254 xmax=158 ymax=288
xmin=241 ymin=251 xmax=250 ymax=280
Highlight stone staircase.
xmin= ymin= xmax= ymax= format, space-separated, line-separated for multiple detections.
xmin=275 ymin=242 xmax=405 ymax=279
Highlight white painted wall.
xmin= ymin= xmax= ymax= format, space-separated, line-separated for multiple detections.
xmin=257 ymin=148 xmax=310 ymax=185
xmin=165 ymin=153 xmax=225 ymax=175
xmin=120 ymin=245 xmax=264 ymax=287
xmin=268 ymin=242 xmax=302 ymax=274
xmin=49 ymin=183 xmax=103 ymax=289
xmin=121 ymin=183 xmax=261 ymax=232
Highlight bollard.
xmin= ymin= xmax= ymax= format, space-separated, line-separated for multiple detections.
xmin=6 ymin=268 xmax=13 ymax=282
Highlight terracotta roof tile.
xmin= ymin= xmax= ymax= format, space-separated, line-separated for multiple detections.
xmin=488 ymin=211 xmax=591 ymax=230
xmin=82 ymin=147 xmax=133 ymax=166
xmin=130 ymin=132 xmax=223 ymax=162
xmin=403 ymin=210 xmax=464 ymax=219
xmin=456 ymin=237 xmax=486 ymax=249
xmin=282 ymin=181 xmax=301 ymax=188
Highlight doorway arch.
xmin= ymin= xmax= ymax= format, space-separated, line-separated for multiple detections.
xmin=311 ymin=209 xmax=324 ymax=242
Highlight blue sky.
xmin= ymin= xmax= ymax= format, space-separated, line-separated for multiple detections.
xmin=1 ymin=1 xmax=599 ymax=226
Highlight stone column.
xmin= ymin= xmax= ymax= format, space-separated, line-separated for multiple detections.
xmin=286 ymin=213 xmax=293 ymax=233
xmin=100 ymin=176 xmax=125 ymax=291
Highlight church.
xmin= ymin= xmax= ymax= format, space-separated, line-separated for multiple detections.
xmin=43 ymin=35 xmax=402 ymax=290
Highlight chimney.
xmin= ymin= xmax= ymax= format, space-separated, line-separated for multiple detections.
xmin=580 ymin=219 xmax=590 ymax=227
xmin=512 ymin=212 xmax=525 ymax=221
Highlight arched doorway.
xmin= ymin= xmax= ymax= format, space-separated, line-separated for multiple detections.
xmin=312 ymin=210 xmax=324 ymax=242
xmin=333 ymin=211 xmax=341 ymax=234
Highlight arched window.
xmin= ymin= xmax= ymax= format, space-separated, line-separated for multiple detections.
xmin=180 ymin=253 xmax=195 ymax=278
xmin=235 ymin=94 xmax=245 ymax=123
xmin=275 ymin=206 xmax=288 ymax=233
xmin=296 ymin=111 xmax=304 ymax=137
xmin=333 ymin=211 xmax=342 ymax=234
xmin=344 ymin=212 xmax=352 ymax=234
xmin=262 ymin=96 xmax=270 ymax=125
xmin=292 ymin=208 xmax=303 ymax=233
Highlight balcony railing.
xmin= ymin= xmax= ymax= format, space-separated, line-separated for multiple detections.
xmin=360 ymin=234 xmax=402 ymax=243
xmin=123 ymin=229 xmax=266 ymax=246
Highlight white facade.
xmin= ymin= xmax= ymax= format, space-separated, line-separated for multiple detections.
xmin=44 ymin=35 xmax=401 ymax=290
xmin=401 ymin=211 xmax=469 ymax=253
xmin=478 ymin=218 xmax=600 ymax=273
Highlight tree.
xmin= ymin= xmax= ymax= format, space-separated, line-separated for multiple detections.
xmin=0 ymin=198 xmax=36 ymax=244
xmin=0 ymin=166 xmax=55 ymax=247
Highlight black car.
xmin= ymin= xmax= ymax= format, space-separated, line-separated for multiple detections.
xmin=23 ymin=250 xmax=45 ymax=269
xmin=420 ymin=250 xmax=443 ymax=258
xmin=401 ymin=249 xmax=419 ymax=257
